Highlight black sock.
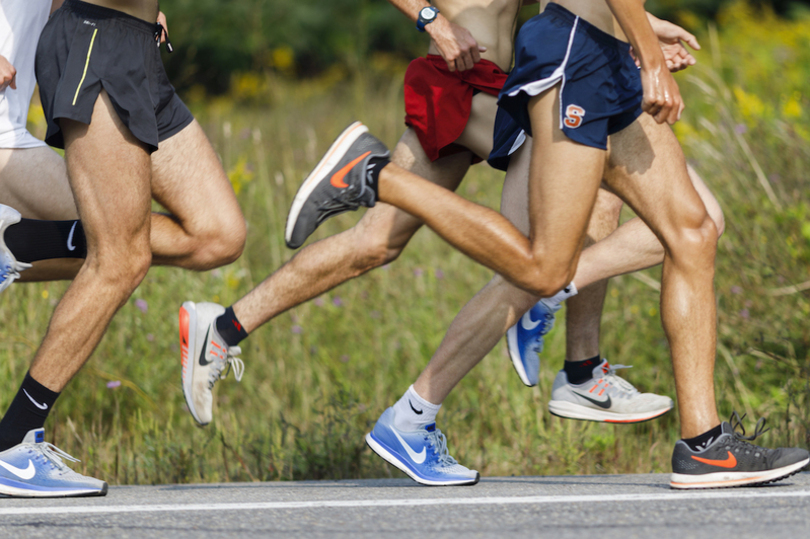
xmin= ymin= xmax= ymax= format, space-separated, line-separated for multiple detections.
xmin=4 ymin=219 xmax=87 ymax=262
xmin=0 ymin=372 xmax=60 ymax=451
xmin=564 ymin=354 xmax=602 ymax=385
xmin=683 ymin=424 xmax=723 ymax=452
xmin=365 ymin=156 xmax=390 ymax=198
xmin=215 ymin=306 xmax=249 ymax=347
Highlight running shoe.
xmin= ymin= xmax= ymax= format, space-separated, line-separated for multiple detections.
xmin=548 ymin=359 xmax=673 ymax=423
xmin=285 ymin=122 xmax=390 ymax=249
xmin=365 ymin=408 xmax=479 ymax=486
xmin=506 ymin=299 xmax=560 ymax=386
xmin=671 ymin=413 xmax=810 ymax=489
xmin=0 ymin=428 xmax=107 ymax=497
xmin=0 ymin=204 xmax=31 ymax=294
xmin=179 ymin=301 xmax=245 ymax=426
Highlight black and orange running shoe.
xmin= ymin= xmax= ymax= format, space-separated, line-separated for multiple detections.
xmin=670 ymin=412 xmax=809 ymax=489
xmin=285 ymin=122 xmax=390 ymax=249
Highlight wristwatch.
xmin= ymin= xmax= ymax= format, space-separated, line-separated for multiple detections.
xmin=416 ymin=6 xmax=440 ymax=32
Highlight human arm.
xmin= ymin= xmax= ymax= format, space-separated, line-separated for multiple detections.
xmin=157 ymin=10 xmax=168 ymax=43
xmin=606 ymin=0 xmax=683 ymax=124
xmin=646 ymin=12 xmax=700 ymax=72
xmin=386 ymin=0 xmax=486 ymax=72
xmin=0 ymin=55 xmax=16 ymax=91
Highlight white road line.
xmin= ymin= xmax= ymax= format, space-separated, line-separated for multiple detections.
xmin=1 ymin=489 xmax=809 ymax=516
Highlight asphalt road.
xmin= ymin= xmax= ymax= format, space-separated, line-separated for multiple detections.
xmin=1 ymin=472 xmax=809 ymax=538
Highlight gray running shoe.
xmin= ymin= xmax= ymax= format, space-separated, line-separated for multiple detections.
xmin=671 ymin=413 xmax=810 ymax=489
xmin=0 ymin=428 xmax=107 ymax=497
xmin=179 ymin=301 xmax=245 ymax=426
xmin=548 ymin=359 xmax=673 ymax=423
xmin=0 ymin=204 xmax=31 ymax=294
xmin=285 ymin=122 xmax=390 ymax=249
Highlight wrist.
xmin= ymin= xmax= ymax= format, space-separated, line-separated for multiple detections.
xmin=416 ymin=5 xmax=440 ymax=32
xmin=424 ymin=13 xmax=449 ymax=37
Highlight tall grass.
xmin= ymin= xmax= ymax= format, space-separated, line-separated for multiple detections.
xmin=2 ymin=6 xmax=808 ymax=483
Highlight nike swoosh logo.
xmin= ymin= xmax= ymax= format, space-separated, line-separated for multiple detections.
xmin=330 ymin=151 xmax=370 ymax=189
xmin=199 ymin=328 xmax=213 ymax=366
xmin=520 ymin=310 xmax=543 ymax=331
xmin=0 ymin=459 xmax=36 ymax=480
xmin=23 ymin=389 xmax=48 ymax=410
xmin=691 ymin=451 xmax=737 ymax=468
xmin=572 ymin=390 xmax=612 ymax=409
xmin=391 ymin=429 xmax=426 ymax=464
xmin=409 ymin=400 xmax=423 ymax=415
xmin=67 ymin=222 xmax=77 ymax=251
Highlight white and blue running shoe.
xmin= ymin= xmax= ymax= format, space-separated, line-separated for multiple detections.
xmin=0 ymin=428 xmax=107 ymax=497
xmin=506 ymin=299 xmax=560 ymax=386
xmin=0 ymin=204 xmax=31 ymax=294
xmin=365 ymin=408 xmax=479 ymax=486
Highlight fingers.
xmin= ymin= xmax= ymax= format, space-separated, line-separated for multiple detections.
xmin=9 ymin=73 xmax=15 ymax=90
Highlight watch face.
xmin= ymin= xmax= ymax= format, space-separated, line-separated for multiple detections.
xmin=420 ymin=7 xmax=436 ymax=20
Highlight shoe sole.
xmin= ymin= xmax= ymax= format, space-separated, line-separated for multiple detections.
xmin=506 ymin=324 xmax=537 ymax=387
xmin=365 ymin=432 xmax=479 ymax=486
xmin=285 ymin=122 xmax=368 ymax=247
xmin=179 ymin=302 xmax=208 ymax=426
xmin=548 ymin=399 xmax=673 ymax=423
xmin=0 ymin=481 xmax=108 ymax=498
xmin=670 ymin=457 xmax=810 ymax=489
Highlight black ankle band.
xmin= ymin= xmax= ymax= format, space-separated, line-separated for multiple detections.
xmin=215 ymin=306 xmax=249 ymax=347
xmin=365 ymin=156 xmax=390 ymax=198
xmin=4 ymin=219 xmax=87 ymax=262
xmin=564 ymin=354 xmax=601 ymax=385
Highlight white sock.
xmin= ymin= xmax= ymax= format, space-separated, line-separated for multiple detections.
xmin=392 ymin=385 xmax=441 ymax=432
xmin=542 ymin=281 xmax=578 ymax=310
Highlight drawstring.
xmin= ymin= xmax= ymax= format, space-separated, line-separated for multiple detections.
xmin=155 ymin=22 xmax=173 ymax=53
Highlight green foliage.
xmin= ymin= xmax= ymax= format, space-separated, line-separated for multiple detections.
xmin=7 ymin=2 xmax=809 ymax=483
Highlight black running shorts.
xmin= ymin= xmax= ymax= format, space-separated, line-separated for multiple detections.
xmin=35 ymin=0 xmax=193 ymax=153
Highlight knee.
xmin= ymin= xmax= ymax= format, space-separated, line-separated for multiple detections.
xmin=708 ymin=203 xmax=725 ymax=239
xmin=348 ymin=225 xmax=406 ymax=274
xmin=669 ymin=211 xmax=718 ymax=268
xmin=90 ymin=242 xmax=152 ymax=298
xmin=515 ymin=260 xmax=573 ymax=299
xmin=193 ymin=216 xmax=247 ymax=270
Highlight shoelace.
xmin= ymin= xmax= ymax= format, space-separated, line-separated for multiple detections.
xmin=599 ymin=362 xmax=639 ymax=396
xmin=207 ymin=346 xmax=245 ymax=389
xmin=31 ymin=442 xmax=81 ymax=473
xmin=729 ymin=411 xmax=770 ymax=442
xmin=425 ymin=429 xmax=459 ymax=467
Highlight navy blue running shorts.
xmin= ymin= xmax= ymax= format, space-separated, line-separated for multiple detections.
xmin=35 ymin=0 xmax=193 ymax=153
xmin=496 ymin=3 xmax=643 ymax=152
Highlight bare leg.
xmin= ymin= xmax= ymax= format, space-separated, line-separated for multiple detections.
xmin=604 ymin=115 xmax=719 ymax=439
xmin=377 ymin=87 xmax=605 ymax=297
xmin=232 ymin=128 xmax=472 ymax=333
xmin=565 ymin=189 xmax=622 ymax=362
xmin=29 ymin=91 xmax=152 ymax=391
xmin=1 ymin=120 xmax=245 ymax=281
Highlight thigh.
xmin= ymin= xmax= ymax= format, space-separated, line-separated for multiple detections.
xmin=455 ymin=92 xmax=498 ymax=161
xmin=526 ymin=86 xmax=606 ymax=274
xmin=0 ymin=147 xmax=78 ymax=220
xmin=62 ymin=91 xmax=151 ymax=253
xmin=603 ymin=113 xmax=709 ymax=246
xmin=149 ymin=119 xmax=243 ymax=231
xmin=361 ymin=127 xmax=471 ymax=249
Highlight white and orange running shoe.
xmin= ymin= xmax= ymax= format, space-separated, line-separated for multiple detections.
xmin=179 ymin=301 xmax=244 ymax=426
xmin=548 ymin=359 xmax=673 ymax=423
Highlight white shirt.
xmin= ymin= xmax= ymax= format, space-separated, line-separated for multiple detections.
xmin=0 ymin=0 xmax=51 ymax=149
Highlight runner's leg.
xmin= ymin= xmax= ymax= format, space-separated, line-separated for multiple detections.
xmin=231 ymin=128 xmax=471 ymax=333
xmin=602 ymin=113 xmax=720 ymax=438
xmin=148 ymin=119 xmax=246 ymax=270
xmin=29 ymin=91 xmax=152 ymax=390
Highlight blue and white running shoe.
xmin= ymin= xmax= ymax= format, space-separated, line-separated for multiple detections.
xmin=365 ymin=408 xmax=479 ymax=486
xmin=506 ymin=299 xmax=560 ymax=386
xmin=0 ymin=429 xmax=107 ymax=497
xmin=0 ymin=204 xmax=31 ymax=294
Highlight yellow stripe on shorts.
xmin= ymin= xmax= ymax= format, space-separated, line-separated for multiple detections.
xmin=72 ymin=28 xmax=99 ymax=106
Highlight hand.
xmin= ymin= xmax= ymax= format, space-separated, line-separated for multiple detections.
xmin=640 ymin=61 xmax=684 ymax=125
xmin=157 ymin=11 xmax=168 ymax=43
xmin=647 ymin=15 xmax=700 ymax=72
xmin=427 ymin=17 xmax=487 ymax=72
xmin=0 ymin=54 xmax=16 ymax=91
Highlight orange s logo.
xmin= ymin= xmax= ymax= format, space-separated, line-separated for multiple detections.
xmin=564 ymin=105 xmax=585 ymax=128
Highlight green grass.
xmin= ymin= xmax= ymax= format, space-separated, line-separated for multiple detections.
xmin=3 ymin=22 xmax=809 ymax=483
